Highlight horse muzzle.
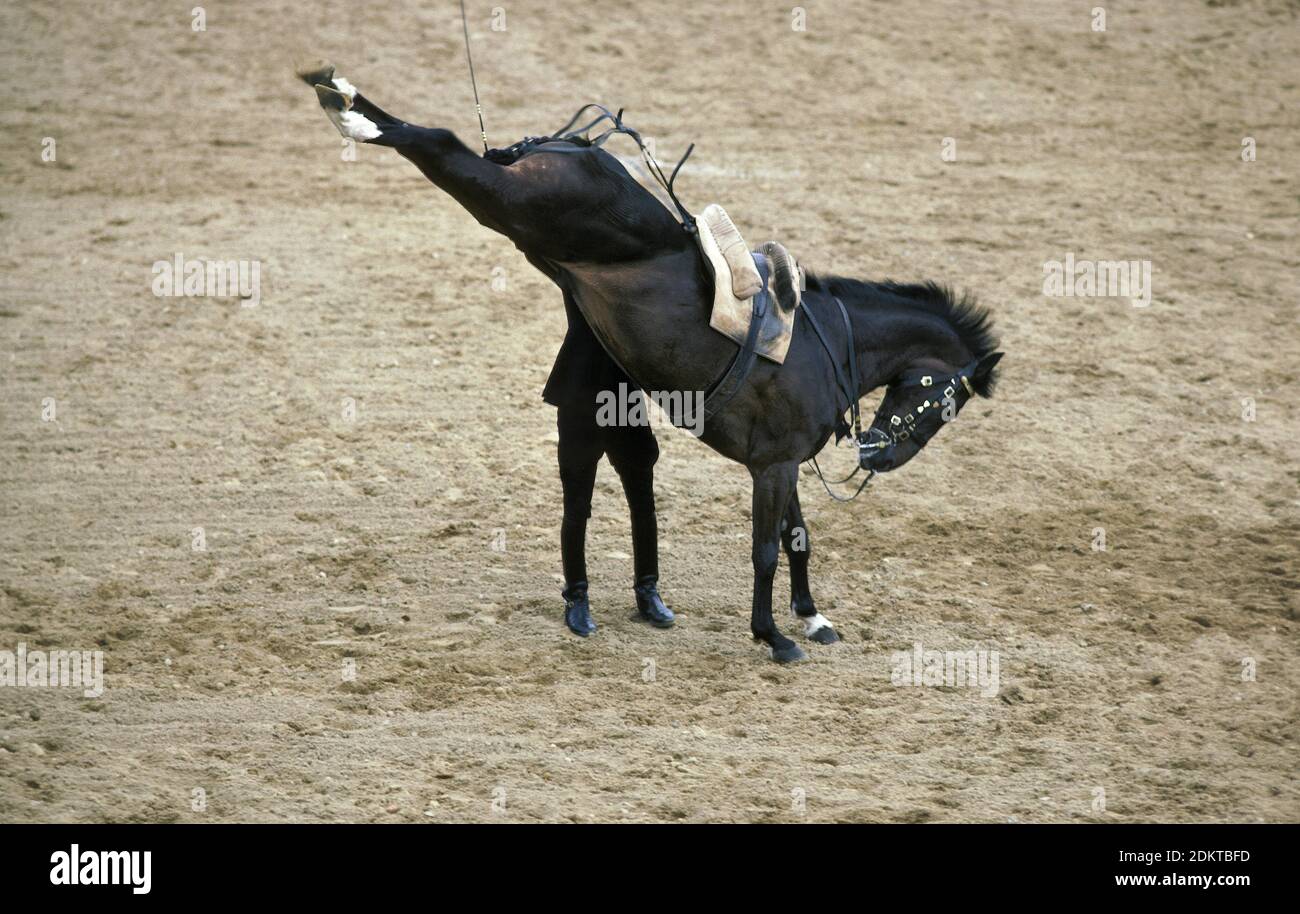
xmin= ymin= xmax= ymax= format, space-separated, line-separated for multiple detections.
xmin=861 ymin=447 xmax=900 ymax=473
xmin=857 ymin=427 xmax=898 ymax=472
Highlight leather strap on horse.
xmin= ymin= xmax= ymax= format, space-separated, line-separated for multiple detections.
xmin=537 ymin=253 xmax=770 ymax=432
xmin=799 ymin=296 xmax=859 ymax=441
xmin=799 ymin=295 xmax=877 ymax=501
xmin=701 ymin=253 xmax=771 ymax=421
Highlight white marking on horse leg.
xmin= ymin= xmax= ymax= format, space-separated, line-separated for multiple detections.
xmin=800 ymin=613 xmax=834 ymax=637
xmin=322 ymin=105 xmax=380 ymax=141
xmin=316 ymin=73 xmax=380 ymax=141
xmin=330 ymin=76 xmax=358 ymax=103
xmin=334 ymin=110 xmax=381 ymax=140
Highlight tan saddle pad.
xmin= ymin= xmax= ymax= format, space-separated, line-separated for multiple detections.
xmin=697 ymin=204 xmax=800 ymax=364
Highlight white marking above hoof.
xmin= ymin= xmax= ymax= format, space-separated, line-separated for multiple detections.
xmin=314 ymin=74 xmax=379 ymax=141
xmin=330 ymin=76 xmax=358 ymax=104
xmin=799 ymin=613 xmax=834 ymax=637
xmin=332 ymin=109 xmax=381 ymax=141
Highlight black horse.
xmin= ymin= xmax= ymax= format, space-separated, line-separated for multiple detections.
xmin=299 ymin=66 xmax=1003 ymax=663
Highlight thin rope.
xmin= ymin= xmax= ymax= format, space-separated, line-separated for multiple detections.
xmin=459 ymin=0 xmax=489 ymax=154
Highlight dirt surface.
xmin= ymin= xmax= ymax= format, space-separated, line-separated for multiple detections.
xmin=1 ymin=0 xmax=1297 ymax=823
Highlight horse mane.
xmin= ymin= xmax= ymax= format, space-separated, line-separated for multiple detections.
xmin=804 ymin=272 xmax=1000 ymax=396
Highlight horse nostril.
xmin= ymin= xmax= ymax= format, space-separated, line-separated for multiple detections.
xmin=865 ymin=449 xmax=895 ymax=472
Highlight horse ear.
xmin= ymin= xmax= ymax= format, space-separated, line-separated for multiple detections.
xmin=972 ymin=351 xmax=1003 ymax=397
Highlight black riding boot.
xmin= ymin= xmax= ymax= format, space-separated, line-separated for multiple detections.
xmin=634 ymin=575 xmax=674 ymax=628
xmin=563 ymin=580 xmax=596 ymax=637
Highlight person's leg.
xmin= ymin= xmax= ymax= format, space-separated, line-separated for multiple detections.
xmin=557 ymin=403 xmax=604 ymax=636
xmin=605 ymin=421 xmax=673 ymax=628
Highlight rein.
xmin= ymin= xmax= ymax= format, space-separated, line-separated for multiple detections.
xmin=458 ymin=0 xmax=489 ymax=154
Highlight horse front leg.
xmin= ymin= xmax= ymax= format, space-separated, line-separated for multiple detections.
xmin=750 ymin=462 xmax=805 ymax=663
xmin=781 ymin=488 xmax=840 ymax=644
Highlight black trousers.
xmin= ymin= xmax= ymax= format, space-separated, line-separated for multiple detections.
xmin=556 ymin=399 xmax=659 ymax=587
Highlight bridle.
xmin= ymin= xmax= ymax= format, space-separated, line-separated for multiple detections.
xmin=800 ymin=296 xmax=980 ymax=502
xmin=882 ymin=363 xmax=979 ymax=450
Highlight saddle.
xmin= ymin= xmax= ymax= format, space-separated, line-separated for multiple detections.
xmin=697 ymin=205 xmax=802 ymax=364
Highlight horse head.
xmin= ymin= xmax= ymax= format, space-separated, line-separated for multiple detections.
xmin=860 ymin=349 xmax=1003 ymax=472
xmin=805 ymin=276 xmax=1004 ymax=475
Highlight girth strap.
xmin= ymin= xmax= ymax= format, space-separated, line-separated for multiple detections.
xmin=702 ymin=253 xmax=771 ymax=421
xmin=550 ymin=252 xmax=771 ymax=430
xmin=797 ymin=295 xmax=860 ymax=442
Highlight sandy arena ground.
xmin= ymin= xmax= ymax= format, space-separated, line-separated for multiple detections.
xmin=1 ymin=0 xmax=1297 ymax=823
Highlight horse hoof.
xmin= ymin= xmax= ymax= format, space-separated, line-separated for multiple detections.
xmin=808 ymin=626 xmax=840 ymax=645
xmin=797 ymin=612 xmax=839 ymax=644
xmin=314 ymin=83 xmax=352 ymax=112
xmin=771 ymin=644 xmax=807 ymax=664
xmin=294 ymin=60 xmax=336 ymax=88
xmin=302 ymin=69 xmax=382 ymax=142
